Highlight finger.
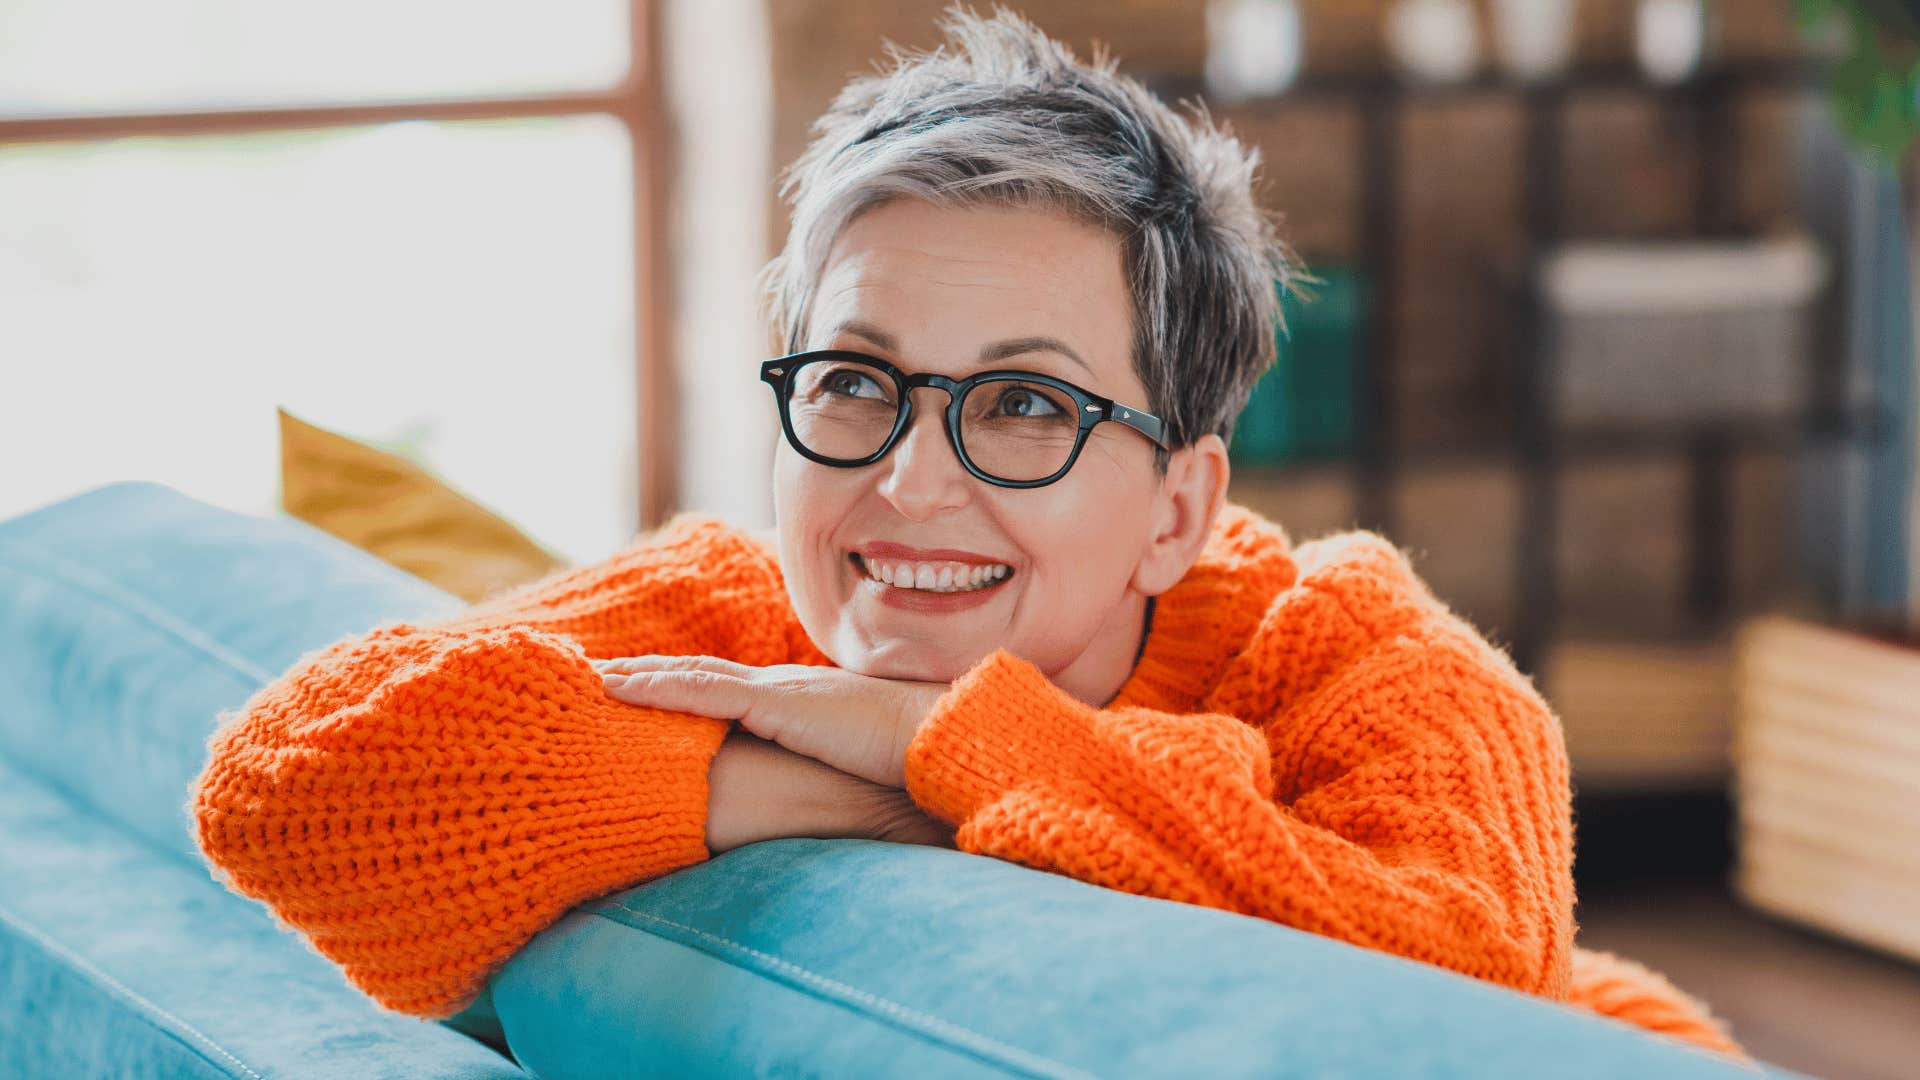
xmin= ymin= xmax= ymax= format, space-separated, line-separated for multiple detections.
xmin=593 ymin=653 xmax=681 ymax=674
xmin=602 ymin=668 xmax=757 ymax=720
xmin=593 ymin=654 xmax=755 ymax=677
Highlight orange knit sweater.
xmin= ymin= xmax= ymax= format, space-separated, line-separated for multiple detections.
xmin=190 ymin=502 xmax=1749 ymax=1063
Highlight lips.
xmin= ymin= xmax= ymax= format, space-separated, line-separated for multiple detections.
xmin=852 ymin=540 xmax=1008 ymax=565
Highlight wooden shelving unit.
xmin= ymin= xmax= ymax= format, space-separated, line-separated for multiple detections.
xmin=1150 ymin=58 xmax=1892 ymax=685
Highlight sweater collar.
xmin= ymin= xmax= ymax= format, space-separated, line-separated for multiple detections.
xmin=1105 ymin=502 xmax=1297 ymax=713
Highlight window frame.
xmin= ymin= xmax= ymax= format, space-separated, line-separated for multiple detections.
xmin=0 ymin=0 xmax=677 ymax=531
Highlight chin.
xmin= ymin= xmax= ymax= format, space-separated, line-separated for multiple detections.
xmin=843 ymin=642 xmax=969 ymax=684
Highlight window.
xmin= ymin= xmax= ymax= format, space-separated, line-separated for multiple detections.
xmin=0 ymin=0 xmax=668 ymax=565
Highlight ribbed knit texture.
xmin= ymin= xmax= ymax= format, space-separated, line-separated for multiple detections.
xmin=190 ymin=503 xmax=1748 ymax=1063
xmin=189 ymin=515 xmax=784 ymax=1018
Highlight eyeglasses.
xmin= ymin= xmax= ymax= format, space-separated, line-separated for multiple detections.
xmin=760 ymin=349 xmax=1170 ymax=489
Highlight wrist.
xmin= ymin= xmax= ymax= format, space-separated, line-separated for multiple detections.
xmin=705 ymin=729 xmax=880 ymax=853
xmin=706 ymin=730 xmax=784 ymax=854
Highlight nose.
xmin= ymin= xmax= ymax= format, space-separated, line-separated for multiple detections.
xmin=874 ymin=386 xmax=972 ymax=519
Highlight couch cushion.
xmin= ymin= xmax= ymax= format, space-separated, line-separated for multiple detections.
xmin=0 ymin=754 xmax=522 ymax=1079
xmin=0 ymin=481 xmax=509 ymax=1049
xmin=492 ymin=835 xmax=1786 ymax=1079
xmin=0 ymin=480 xmax=464 ymax=868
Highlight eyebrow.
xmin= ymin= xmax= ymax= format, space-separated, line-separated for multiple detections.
xmin=827 ymin=320 xmax=1093 ymax=378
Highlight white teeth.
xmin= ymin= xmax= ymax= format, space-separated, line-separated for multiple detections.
xmin=859 ymin=556 xmax=1012 ymax=593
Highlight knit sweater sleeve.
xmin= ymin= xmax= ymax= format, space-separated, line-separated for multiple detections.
xmin=188 ymin=513 xmax=790 ymax=1020
xmin=902 ymin=537 xmax=1578 ymax=1004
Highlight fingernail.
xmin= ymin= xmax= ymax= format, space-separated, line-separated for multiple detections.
xmin=601 ymin=672 xmax=628 ymax=687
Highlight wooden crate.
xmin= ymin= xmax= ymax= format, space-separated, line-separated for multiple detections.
xmin=1731 ymin=615 xmax=1920 ymax=965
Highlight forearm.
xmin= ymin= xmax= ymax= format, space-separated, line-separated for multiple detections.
xmin=706 ymin=728 xmax=955 ymax=853
xmin=193 ymin=623 xmax=731 ymax=1019
xmin=705 ymin=729 xmax=872 ymax=853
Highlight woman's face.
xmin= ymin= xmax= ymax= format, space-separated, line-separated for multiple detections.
xmin=774 ymin=197 xmax=1220 ymax=698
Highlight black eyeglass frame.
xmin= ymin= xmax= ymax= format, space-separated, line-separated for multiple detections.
xmin=759 ymin=349 xmax=1170 ymax=489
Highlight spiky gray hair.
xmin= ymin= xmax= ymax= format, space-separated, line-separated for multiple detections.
xmin=757 ymin=4 xmax=1304 ymax=473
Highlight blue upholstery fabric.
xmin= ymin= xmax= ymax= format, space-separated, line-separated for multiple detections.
xmin=497 ymin=839 xmax=1787 ymax=1079
xmin=0 ymin=482 xmax=514 ymax=1076
xmin=0 ymin=482 xmax=1804 ymax=1078
xmin=0 ymin=754 xmax=525 ymax=1079
xmin=0 ymin=481 xmax=464 ymax=868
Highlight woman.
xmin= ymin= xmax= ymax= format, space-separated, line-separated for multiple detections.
xmin=190 ymin=6 xmax=1748 ymax=1062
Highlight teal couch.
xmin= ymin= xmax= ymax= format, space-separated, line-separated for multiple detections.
xmin=0 ymin=482 xmax=1795 ymax=1078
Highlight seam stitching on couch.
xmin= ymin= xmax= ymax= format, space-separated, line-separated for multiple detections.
xmin=0 ymin=542 xmax=275 ymax=686
xmin=0 ymin=901 xmax=266 ymax=1080
xmin=597 ymin=901 xmax=1096 ymax=1080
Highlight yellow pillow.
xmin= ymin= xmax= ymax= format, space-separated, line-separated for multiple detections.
xmin=278 ymin=406 xmax=568 ymax=602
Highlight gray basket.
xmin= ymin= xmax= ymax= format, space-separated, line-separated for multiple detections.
xmin=1541 ymin=233 xmax=1829 ymax=428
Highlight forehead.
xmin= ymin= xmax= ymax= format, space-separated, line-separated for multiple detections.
xmin=808 ymin=199 xmax=1133 ymax=382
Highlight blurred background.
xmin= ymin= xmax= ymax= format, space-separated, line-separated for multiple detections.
xmin=2 ymin=2 xmax=1917 ymax=1075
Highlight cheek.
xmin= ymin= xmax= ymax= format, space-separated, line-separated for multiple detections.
xmin=775 ymin=462 xmax=854 ymax=598
xmin=773 ymin=447 xmax=827 ymax=525
xmin=1019 ymin=498 xmax=1138 ymax=589
xmin=771 ymin=442 xmax=803 ymax=508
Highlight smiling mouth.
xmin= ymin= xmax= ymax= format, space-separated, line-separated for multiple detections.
xmin=848 ymin=552 xmax=1015 ymax=594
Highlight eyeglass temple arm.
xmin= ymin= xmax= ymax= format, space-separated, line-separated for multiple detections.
xmin=1106 ymin=402 xmax=1168 ymax=450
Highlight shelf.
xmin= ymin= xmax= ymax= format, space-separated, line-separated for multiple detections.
xmin=1539 ymin=623 xmax=1744 ymax=651
xmin=1148 ymin=58 xmax=1825 ymax=107
xmin=1198 ymin=38 xmax=1880 ymax=792
xmin=1229 ymin=402 xmax=1891 ymax=475
xmin=1539 ymin=406 xmax=1892 ymax=456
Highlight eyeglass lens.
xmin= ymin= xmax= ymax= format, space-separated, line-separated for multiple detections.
xmin=785 ymin=357 xmax=1080 ymax=483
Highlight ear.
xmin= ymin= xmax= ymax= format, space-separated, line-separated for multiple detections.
xmin=1131 ymin=434 xmax=1230 ymax=596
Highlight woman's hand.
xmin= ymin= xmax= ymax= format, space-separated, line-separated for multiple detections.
xmin=594 ymin=655 xmax=949 ymax=789
xmin=705 ymin=729 xmax=956 ymax=853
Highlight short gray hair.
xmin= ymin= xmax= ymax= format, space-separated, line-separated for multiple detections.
xmin=758 ymin=4 xmax=1304 ymax=473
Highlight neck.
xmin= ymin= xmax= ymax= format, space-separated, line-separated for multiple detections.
xmin=1134 ymin=595 xmax=1157 ymax=666
xmin=1047 ymin=591 xmax=1153 ymax=709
